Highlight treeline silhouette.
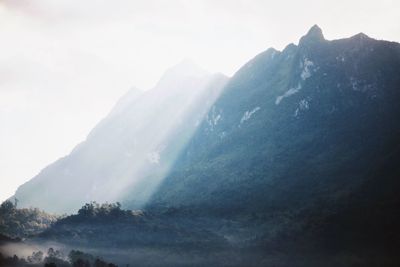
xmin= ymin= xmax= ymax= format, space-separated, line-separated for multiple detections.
xmin=54 ymin=201 xmax=146 ymax=225
xmin=77 ymin=202 xmax=125 ymax=218
xmin=0 ymin=248 xmax=118 ymax=267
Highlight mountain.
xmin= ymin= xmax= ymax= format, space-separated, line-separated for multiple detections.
xmin=10 ymin=25 xmax=400 ymax=265
xmin=148 ymin=25 xmax=400 ymax=213
xmin=14 ymin=60 xmax=228 ymax=213
xmin=143 ymin=25 xmax=400 ymax=262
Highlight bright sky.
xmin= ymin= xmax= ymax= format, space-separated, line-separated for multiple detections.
xmin=0 ymin=0 xmax=399 ymax=202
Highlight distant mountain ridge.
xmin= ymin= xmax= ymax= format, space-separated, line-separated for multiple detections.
xmin=14 ymin=60 xmax=228 ymax=213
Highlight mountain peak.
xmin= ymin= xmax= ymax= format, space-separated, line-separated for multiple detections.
xmin=154 ymin=59 xmax=210 ymax=89
xmin=351 ymin=32 xmax=372 ymax=41
xmin=299 ymin=24 xmax=325 ymax=46
xmin=167 ymin=59 xmax=209 ymax=78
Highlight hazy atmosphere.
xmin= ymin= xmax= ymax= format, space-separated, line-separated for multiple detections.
xmin=2 ymin=1 xmax=400 ymax=266
xmin=1 ymin=0 xmax=400 ymax=202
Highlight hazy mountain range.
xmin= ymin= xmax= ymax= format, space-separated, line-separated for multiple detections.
xmin=13 ymin=60 xmax=228 ymax=212
xmin=7 ymin=25 xmax=400 ymax=266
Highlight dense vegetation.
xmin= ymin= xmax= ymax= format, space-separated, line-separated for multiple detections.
xmin=39 ymin=202 xmax=226 ymax=251
xmin=0 ymin=248 xmax=117 ymax=267
xmin=0 ymin=202 xmax=121 ymax=267
xmin=0 ymin=200 xmax=58 ymax=238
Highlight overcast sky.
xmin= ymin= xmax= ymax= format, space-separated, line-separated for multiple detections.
xmin=0 ymin=0 xmax=399 ymax=202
